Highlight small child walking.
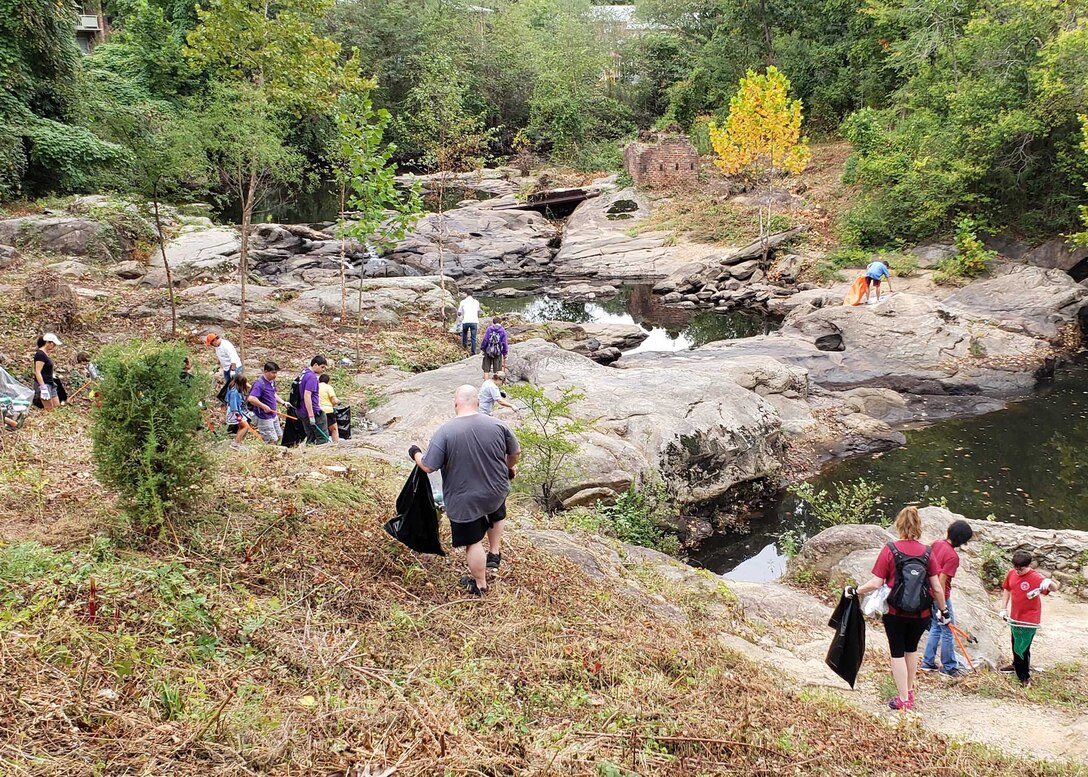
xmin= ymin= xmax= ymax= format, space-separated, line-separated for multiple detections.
xmin=225 ymin=374 xmax=252 ymax=450
xmin=1000 ymin=549 xmax=1058 ymax=687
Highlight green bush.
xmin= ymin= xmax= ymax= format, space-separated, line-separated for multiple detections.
xmin=949 ymin=217 xmax=996 ymax=277
xmin=887 ymin=253 xmax=919 ymax=277
xmin=597 ymin=483 xmax=680 ymax=555
xmin=978 ymin=542 xmax=1012 ymax=590
xmin=789 ymin=479 xmax=884 ymax=529
xmin=92 ymin=341 xmax=210 ymax=540
xmin=506 ymin=383 xmax=589 ymax=511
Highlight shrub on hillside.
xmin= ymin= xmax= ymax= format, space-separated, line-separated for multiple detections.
xmin=92 ymin=341 xmax=209 ymax=540
xmin=23 ymin=270 xmax=78 ymax=332
xmin=506 ymin=383 xmax=589 ymax=511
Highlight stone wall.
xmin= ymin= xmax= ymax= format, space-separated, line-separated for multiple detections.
xmin=624 ymin=137 xmax=698 ymax=188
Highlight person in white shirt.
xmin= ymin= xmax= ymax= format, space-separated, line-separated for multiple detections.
xmin=457 ymin=292 xmax=481 ymax=354
xmin=205 ymin=333 xmax=242 ymax=383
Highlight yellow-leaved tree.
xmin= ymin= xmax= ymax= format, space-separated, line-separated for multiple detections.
xmin=710 ymin=66 xmax=810 ymax=263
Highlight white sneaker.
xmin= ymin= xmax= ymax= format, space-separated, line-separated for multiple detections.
xmin=230 ymin=441 xmax=241 ymax=450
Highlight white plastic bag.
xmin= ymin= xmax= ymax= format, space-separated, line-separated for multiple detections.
xmin=862 ymin=584 xmax=891 ymax=617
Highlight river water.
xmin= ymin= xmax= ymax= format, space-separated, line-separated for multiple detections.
xmin=480 ymin=284 xmax=778 ymax=353
xmin=688 ymin=358 xmax=1088 ymax=582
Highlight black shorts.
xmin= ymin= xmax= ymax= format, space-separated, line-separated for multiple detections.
xmin=864 ymin=276 xmax=881 ymax=287
xmin=882 ymin=613 xmax=928 ymax=658
xmin=449 ymin=503 xmax=507 ymax=547
xmin=482 ymin=354 xmax=502 ymax=373
xmin=325 ymin=411 xmax=338 ymax=430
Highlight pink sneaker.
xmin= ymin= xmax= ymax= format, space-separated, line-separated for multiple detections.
xmin=888 ymin=696 xmax=913 ymax=711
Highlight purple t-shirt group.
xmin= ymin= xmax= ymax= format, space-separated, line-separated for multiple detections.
xmin=299 ymin=368 xmax=321 ymax=417
xmin=247 ymin=376 xmax=278 ymax=420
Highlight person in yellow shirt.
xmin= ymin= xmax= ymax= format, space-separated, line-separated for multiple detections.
xmin=318 ymin=373 xmax=340 ymax=442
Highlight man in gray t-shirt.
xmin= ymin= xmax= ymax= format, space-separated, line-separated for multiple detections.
xmin=409 ymin=384 xmax=520 ymax=596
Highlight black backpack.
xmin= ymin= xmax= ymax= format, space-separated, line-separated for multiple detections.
xmin=886 ymin=542 xmax=933 ymax=614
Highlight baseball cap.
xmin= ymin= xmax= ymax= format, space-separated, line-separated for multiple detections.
xmin=204 ymin=333 xmax=219 ymax=345
xmin=42 ymin=333 xmax=63 ymax=346
xmin=493 ymin=371 xmax=506 ymax=381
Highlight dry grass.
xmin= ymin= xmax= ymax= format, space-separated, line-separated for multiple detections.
xmin=0 ymin=243 xmax=1084 ymax=775
xmin=958 ymin=662 xmax=1088 ymax=709
xmin=627 ymin=141 xmax=856 ymax=253
xmin=0 ymin=423 xmax=1084 ymax=774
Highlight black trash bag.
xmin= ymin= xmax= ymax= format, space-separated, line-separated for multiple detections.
xmin=826 ymin=593 xmax=865 ymax=688
xmin=280 ymin=378 xmax=307 ymax=448
xmin=384 ymin=466 xmax=445 ymax=555
xmin=216 ymin=380 xmax=230 ymax=406
xmin=334 ymin=405 xmax=351 ymax=440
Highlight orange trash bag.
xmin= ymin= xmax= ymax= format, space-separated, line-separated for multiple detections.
xmin=843 ymin=276 xmax=867 ymax=306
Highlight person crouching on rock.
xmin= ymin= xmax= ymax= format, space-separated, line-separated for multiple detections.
xmin=864 ymin=259 xmax=892 ymax=304
xmin=848 ymin=506 xmax=949 ymax=712
xmin=479 ymin=372 xmax=515 ymax=417
xmin=408 ymin=385 xmax=521 ymax=596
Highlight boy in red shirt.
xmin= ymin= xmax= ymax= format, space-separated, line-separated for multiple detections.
xmin=1000 ymin=550 xmax=1058 ymax=687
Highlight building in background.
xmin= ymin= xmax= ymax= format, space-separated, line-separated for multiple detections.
xmin=75 ymin=7 xmax=106 ymax=54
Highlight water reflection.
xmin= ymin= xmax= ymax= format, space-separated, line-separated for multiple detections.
xmin=688 ymin=358 xmax=1088 ymax=581
xmin=480 ymin=284 xmax=777 ymax=353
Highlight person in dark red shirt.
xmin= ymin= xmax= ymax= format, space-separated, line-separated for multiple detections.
xmin=852 ymin=507 xmax=948 ymax=712
xmin=1000 ymin=549 xmax=1058 ymax=686
xmin=921 ymin=520 xmax=973 ymax=677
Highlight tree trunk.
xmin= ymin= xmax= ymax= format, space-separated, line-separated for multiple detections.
xmin=151 ymin=193 xmax=177 ymax=338
xmin=436 ymin=174 xmax=448 ymax=323
xmin=759 ymin=0 xmax=774 ymax=63
xmin=239 ymin=170 xmax=258 ymax=358
xmin=356 ymin=243 xmax=369 ymax=367
xmin=761 ymin=166 xmax=776 ymax=267
xmin=339 ymin=180 xmax=347 ymax=324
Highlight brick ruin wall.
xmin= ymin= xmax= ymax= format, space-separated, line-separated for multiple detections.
xmin=623 ymin=138 xmax=699 ymax=188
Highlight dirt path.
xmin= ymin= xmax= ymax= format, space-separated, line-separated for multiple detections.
xmin=728 ymin=590 xmax=1088 ymax=764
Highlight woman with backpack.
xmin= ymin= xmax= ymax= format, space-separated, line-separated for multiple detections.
xmin=848 ymin=506 xmax=949 ymax=712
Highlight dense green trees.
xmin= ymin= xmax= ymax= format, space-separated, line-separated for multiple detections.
xmin=841 ymin=0 xmax=1088 ymax=245
xmin=1 ymin=0 xmax=1085 ymax=250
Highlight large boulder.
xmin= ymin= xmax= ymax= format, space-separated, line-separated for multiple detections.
xmin=699 ymin=290 xmax=1073 ymax=396
xmin=790 ymin=523 xmax=893 ymax=579
xmin=919 ymin=507 xmax=1088 ymax=576
xmin=384 ymin=199 xmax=557 ymax=280
xmin=294 ymin=276 xmax=456 ymax=324
xmin=142 ymin=228 xmax=240 ymax=287
xmin=509 ymin=321 xmax=649 ymax=355
xmin=368 ymin=340 xmax=789 ymax=507
xmin=552 ymin=189 xmax=707 ymax=282
xmin=0 ymin=216 xmax=112 ymax=259
xmin=939 ymin=264 xmax=1088 ymax=340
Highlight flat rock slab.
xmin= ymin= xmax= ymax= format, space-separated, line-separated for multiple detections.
xmin=552 ymin=189 xmax=714 ymax=282
xmin=294 ymin=276 xmax=457 ymax=324
xmin=157 ymin=228 xmax=240 ymax=269
xmin=368 ymin=339 xmax=789 ymax=507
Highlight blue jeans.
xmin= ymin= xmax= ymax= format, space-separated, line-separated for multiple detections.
xmin=461 ymin=322 xmax=478 ymax=354
xmin=923 ymin=597 xmax=957 ymax=672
